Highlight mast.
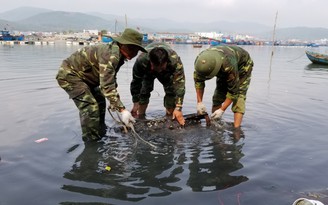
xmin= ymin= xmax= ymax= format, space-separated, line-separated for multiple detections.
xmin=125 ymin=14 xmax=127 ymax=28
xmin=269 ymin=11 xmax=278 ymax=82
xmin=114 ymin=19 xmax=117 ymax=34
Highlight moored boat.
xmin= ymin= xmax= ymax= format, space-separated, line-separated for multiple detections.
xmin=305 ymin=51 xmax=328 ymax=65
xmin=193 ymin=44 xmax=202 ymax=48
xmin=0 ymin=29 xmax=24 ymax=41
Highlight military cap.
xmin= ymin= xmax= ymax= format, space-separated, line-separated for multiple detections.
xmin=194 ymin=50 xmax=222 ymax=79
xmin=112 ymin=28 xmax=147 ymax=53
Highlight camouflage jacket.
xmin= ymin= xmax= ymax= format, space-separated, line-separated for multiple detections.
xmin=194 ymin=45 xmax=253 ymax=100
xmin=130 ymin=42 xmax=185 ymax=106
xmin=58 ymin=42 xmax=126 ymax=110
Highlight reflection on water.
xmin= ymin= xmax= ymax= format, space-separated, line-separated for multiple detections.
xmin=305 ymin=63 xmax=328 ymax=71
xmin=61 ymin=123 xmax=247 ymax=203
xmin=2 ymin=45 xmax=328 ymax=205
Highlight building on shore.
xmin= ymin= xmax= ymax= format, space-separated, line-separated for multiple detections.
xmin=2 ymin=29 xmax=328 ymax=47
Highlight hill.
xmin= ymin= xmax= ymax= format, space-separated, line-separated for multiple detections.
xmin=0 ymin=6 xmax=52 ymax=21
xmin=0 ymin=7 xmax=328 ymax=41
xmin=16 ymin=11 xmax=116 ymax=32
xmin=274 ymin=27 xmax=328 ymax=41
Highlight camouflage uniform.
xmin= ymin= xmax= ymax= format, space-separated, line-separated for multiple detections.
xmin=130 ymin=42 xmax=185 ymax=109
xmin=56 ymin=42 xmax=126 ymax=141
xmin=194 ymin=45 xmax=253 ymax=114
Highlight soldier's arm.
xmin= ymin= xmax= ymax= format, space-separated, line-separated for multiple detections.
xmin=130 ymin=59 xmax=144 ymax=103
xmin=172 ymin=56 xmax=186 ymax=107
xmin=100 ymin=53 xmax=125 ymax=110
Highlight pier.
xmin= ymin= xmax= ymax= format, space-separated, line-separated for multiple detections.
xmin=0 ymin=40 xmax=101 ymax=46
xmin=0 ymin=40 xmax=55 ymax=45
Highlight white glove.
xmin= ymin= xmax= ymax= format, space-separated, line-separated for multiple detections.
xmin=121 ymin=110 xmax=136 ymax=127
xmin=210 ymin=108 xmax=224 ymax=120
xmin=197 ymin=102 xmax=207 ymax=115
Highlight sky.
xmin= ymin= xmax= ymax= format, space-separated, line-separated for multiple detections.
xmin=1 ymin=0 xmax=328 ymax=28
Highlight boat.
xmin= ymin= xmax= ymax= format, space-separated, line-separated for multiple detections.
xmin=210 ymin=40 xmax=220 ymax=46
xmin=0 ymin=28 xmax=24 ymax=41
xmin=306 ymin=43 xmax=319 ymax=47
xmin=305 ymin=51 xmax=328 ymax=65
xmin=193 ymin=43 xmax=202 ymax=48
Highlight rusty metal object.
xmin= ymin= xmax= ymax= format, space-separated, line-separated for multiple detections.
xmin=184 ymin=112 xmax=211 ymax=126
xmin=110 ymin=113 xmax=212 ymax=133
xmin=135 ymin=113 xmax=211 ymax=130
xmin=204 ymin=114 xmax=211 ymax=126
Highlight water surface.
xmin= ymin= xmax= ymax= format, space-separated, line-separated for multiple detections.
xmin=1 ymin=43 xmax=328 ymax=205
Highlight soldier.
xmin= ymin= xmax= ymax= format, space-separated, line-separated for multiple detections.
xmin=130 ymin=42 xmax=186 ymax=125
xmin=56 ymin=28 xmax=147 ymax=141
xmin=194 ymin=45 xmax=253 ymax=128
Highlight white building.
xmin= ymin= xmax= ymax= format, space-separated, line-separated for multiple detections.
xmin=195 ymin=32 xmax=223 ymax=40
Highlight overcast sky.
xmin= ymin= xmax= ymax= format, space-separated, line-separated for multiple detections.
xmin=1 ymin=0 xmax=327 ymax=28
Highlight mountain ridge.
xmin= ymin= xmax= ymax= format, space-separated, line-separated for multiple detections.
xmin=0 ymin=7 xmax=327 ymax=41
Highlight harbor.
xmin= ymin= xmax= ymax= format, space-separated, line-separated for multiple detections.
xmin=2 ymin=28 xmax=327 ymax=47
xmin=1 ymin=2 xmax=328 ymax=204
xmin=0 ymin=40 xmax=55 ymax=45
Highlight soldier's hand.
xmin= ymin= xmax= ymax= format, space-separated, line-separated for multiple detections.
xmin=197 ymin=102 xmax=207 ymax=115
xmin=172 ymin=109 xmax=185 ymax=126
xmin=121 ymin=109 xmax=135 ymax=127
xmin=131 ymin=103 xmax=139 ymax=118
xmin=210 ymin=108 xmax=224 ymax=120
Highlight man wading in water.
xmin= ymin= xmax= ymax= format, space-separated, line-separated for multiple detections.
xmin=56 ymin=28 xmax=147 ymax=141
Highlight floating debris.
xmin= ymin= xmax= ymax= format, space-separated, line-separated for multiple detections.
xmin=105 ymin=166 xmax=111 ymax=171
xmin=292 ymin=198 xmax=324 ymax=205
xmin=35 ymin=138 xmax=48 ymax=143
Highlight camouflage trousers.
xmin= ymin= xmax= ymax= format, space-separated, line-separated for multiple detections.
xmin=212 ymin=64 xmax=253 ymax=114
xmin=139 ymin=80 xmax=176 ymax=109
xmin=56 ymin=71 xmax=106 ymax=141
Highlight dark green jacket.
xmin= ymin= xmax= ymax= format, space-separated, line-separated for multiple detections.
xmin=56 ymin=42 xmax=126 ymax=109
xmin=130 ymin=42 xmax=185 ymax=106
xmin=194 ymin=45 xmax=253 ymax=100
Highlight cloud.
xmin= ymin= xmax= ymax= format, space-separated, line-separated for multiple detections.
xmin=1 ymin=0 xmax=328 ymax=28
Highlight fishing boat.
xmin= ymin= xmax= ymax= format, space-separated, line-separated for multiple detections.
xmin=193 ymin=43 xmax=202 ymax=48
xmin=0 ymin=28 xmax=24 ymax=41
xmin=305 ymin=51 xmax=328 ymax=65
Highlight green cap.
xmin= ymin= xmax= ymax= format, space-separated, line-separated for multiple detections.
xmin=112 ymin=28 xmax=147 ymax=53
xmin=194 ymin=50 xmax=222 ymax=79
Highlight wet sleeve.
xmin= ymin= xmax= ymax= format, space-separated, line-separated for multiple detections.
xmin=99 ymin=52 xmax=125 ymax=110
xmin=172 ymin=57 xmax=186 ymax=106
xmin=193 ymin=71 xmax=206 ymax=89
xmin=130 ymin=60 xmax=144 ymax=103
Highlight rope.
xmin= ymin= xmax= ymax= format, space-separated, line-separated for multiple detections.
xmin=108 ymin=108 xmax=128 ymax=133
xmin=287 ymin=52 xmax=306 ymax=62
xmin=108 ymin=108 xmax=120 ymax=123
xmin=129 ymin=124 xmax=158 ymax=149
xmin=108 ymin=108 xmax=158 ymax=149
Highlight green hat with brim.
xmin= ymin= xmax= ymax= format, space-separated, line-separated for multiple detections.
xmin=112 ymin=28 xmax=147 ymax=53
xmin=194 ymin=50 xmax=222 ymax=79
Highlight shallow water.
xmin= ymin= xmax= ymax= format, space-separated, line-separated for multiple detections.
xmin=1 ymin=43 xmax=328 ymax=205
